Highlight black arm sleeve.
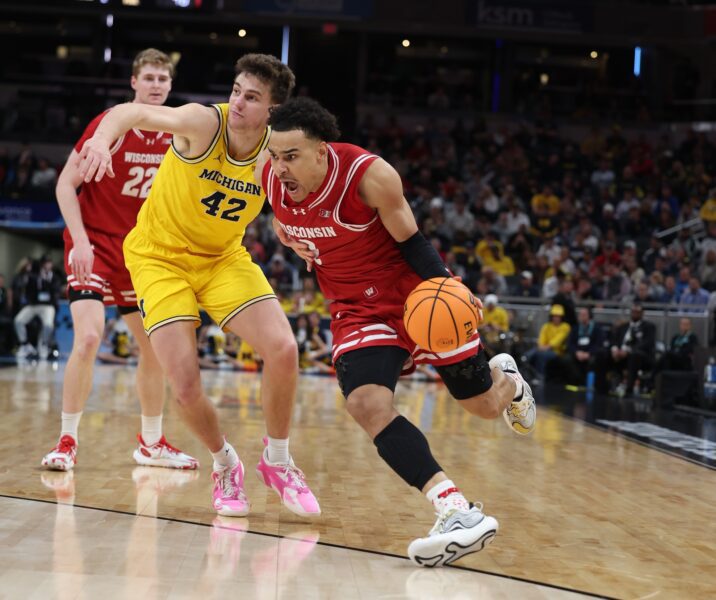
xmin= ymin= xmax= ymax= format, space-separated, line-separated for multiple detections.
xmin=397 ymin=231 xmax=451 ymax=280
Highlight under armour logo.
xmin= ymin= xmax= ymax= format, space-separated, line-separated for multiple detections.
xmin=319 ymin=209 xmax=331 ymax=218
xmin=146 ymin=138 xmax=156 ymax=145
xmin=291 ymin=207 xmax=306 ymax=215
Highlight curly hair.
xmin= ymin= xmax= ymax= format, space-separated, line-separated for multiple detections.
xmin=268 ymin=97 xmax=341 ymax=142
xmin=235 ymin=54 xmax=295 ymax=104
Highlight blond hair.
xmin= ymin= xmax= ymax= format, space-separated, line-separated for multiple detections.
xmin=132 ymin=48 xmax=174 ymax=78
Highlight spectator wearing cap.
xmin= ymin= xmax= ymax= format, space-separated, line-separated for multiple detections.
xmin=511 ymin=271 xmax=539 ymax=299
xmin=524 ymin=304 xmax=571 ymax=378
xmin=594 ymin=303 xmax=655 ymax=396
xmin=479 ymin=294 xmax=510 ymax=356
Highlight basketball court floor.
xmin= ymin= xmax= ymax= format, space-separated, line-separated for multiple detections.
xmin=0 ymin=361 xmax=714 ymax=599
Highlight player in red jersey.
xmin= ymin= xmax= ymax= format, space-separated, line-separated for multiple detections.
xmin=41 ymin=49 xmax=197 ymax=472
xmin=260 ymin=97 xmax=536 ymax=567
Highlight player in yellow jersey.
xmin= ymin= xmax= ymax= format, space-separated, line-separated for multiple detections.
xmin=76 ymin=54 xmax=320 ymax=518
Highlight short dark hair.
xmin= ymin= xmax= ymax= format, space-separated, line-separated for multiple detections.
xmin=235 ymin=54 xmax=295 ymax=104
xmin=268 ymin=97 xmax=341 ymax=142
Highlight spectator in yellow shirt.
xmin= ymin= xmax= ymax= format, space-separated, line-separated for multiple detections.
xmin=700 ymin=197 xmax=716 ymax=222
xmin=479 ymin=294 xmax=510 ymax=356
xmin=524 ymin=304 xmax=571 ymax=378
xmin=476 ymin=232 xmax=516 ymax=276
xmin=530 ymin=184 xmax=560 ymax=216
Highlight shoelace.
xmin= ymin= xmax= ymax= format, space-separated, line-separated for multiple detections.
xmin=428 ymin=501 xmax=484 ymax=536
xmin=155 ymin=438 xmax=182 ymax=454
xmin=56 ymin=437 xmax=75 ymax=454
xmin=281 ymin=464 xmax=308 ymax=493
xmin=220 ymin=467 xmax=245 ymax=499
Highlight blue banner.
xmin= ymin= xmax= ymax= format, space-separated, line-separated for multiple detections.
xmin=0 ymin=200 xmax=63 ymax=228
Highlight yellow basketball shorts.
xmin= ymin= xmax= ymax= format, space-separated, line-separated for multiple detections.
xmin=123 ymin=229 xmax=276 ymax=335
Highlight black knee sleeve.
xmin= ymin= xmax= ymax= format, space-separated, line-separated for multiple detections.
xmin=373 ymin=416 xmax=442 ymax=490
xmin=435 ymin=348 xmax=493 ymax=400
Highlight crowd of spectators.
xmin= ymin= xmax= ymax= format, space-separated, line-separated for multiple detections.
xmin=351 ymin=118 xmax=716 ymax=315
xmin=0 ymin=144 xmax=59 ymax=201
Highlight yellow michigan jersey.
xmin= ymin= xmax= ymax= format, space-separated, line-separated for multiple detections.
xmin=134 ymin=103 xmax=269 ymax=255
xmin=124 ymin=103 xmax=276 ymax=334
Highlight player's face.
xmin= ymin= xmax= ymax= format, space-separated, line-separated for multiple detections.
xmin=228 ymin=73 xmax=273 ymax=131
xmin=131 ymin=65 xmax=172 ymax=105
xmin=268 ymin=130 xmax=327 ymax=202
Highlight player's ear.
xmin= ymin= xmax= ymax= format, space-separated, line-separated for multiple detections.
xmin=130 ymin=76 xmax=138 ymax=92
xmin=317 ymin=141 xmax=328 ymax=160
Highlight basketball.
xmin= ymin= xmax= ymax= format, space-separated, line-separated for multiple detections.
xmin=403 ymin=278 xmax=481 ymax=352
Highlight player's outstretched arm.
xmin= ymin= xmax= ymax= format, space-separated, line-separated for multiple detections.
xmin=360 ymin=159 xmax=450 ymax=281
xmin=77 ymin=103 xmax=217 ymax=183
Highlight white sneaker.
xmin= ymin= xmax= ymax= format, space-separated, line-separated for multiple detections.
xmin=408 ymin=504 xmax=498 ymax=567
xmin=132 ymin=434 xmax=199 ymax=470
xmin=41 ymin=435 xmax=77 ymax=471
xmin=16 ymin=343 xmax=36 ymax=359
xmin=489 ymin=353 xmax=536 ymax=435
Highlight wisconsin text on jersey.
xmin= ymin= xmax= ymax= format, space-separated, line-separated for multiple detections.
xmin=199 ymin=168 xmax=262 ymax=195
xmin=277 ymin=221 xmax=338 ymax=239
xmin=124 ymin=152 xmax=165 ymax=164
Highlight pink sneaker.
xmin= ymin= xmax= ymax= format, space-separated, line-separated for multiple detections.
xmin=255 ymin=438 xmax=321 ymax=517
xmin=41 ymin=435 xmax=77 ymax=471
xmin=212 ymin=461 xmax=250 ymax=517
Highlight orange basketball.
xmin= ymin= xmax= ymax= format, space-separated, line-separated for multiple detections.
xmin=403 ymin=278 xmax=481 ymax=352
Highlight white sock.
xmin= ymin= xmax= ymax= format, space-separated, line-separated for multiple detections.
xmin=211 ymin=440 xmax=239 ymax=471
xmin=141 ymin=415 xmax=163 ymax=446
xmin=61 ymin=411 xmax=82 ymax=442
xmin=267 ymin=436 xmax=290 ymax=464
xmin=502 ymin=371 xmax=523 ymax=401
xmin=426 ymin=479 xmax=470 ymax=514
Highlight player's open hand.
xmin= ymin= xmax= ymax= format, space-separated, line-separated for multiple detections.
xmin=69 ymin=240 xmax=95 ymax=286
xmin=78 ymin=136 xmax=115 ymax=183
xmin=273 ymin=220 xmax=317 ymax=272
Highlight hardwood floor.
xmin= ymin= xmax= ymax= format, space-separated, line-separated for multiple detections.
xmin=0 ymin=362 xmax=714 ymax=599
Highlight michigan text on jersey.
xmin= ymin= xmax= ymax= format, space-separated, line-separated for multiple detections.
xmin=199 ymin=168 xmax=262 ymax=195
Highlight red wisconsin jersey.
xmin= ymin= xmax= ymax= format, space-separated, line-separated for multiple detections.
xmin=264 ymin=142 xmax=481 ymax=368
xmin=73 ymin=110 xmax=172 ymax=237
xmin=265 ymin=143 xmax=419 ymax=307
